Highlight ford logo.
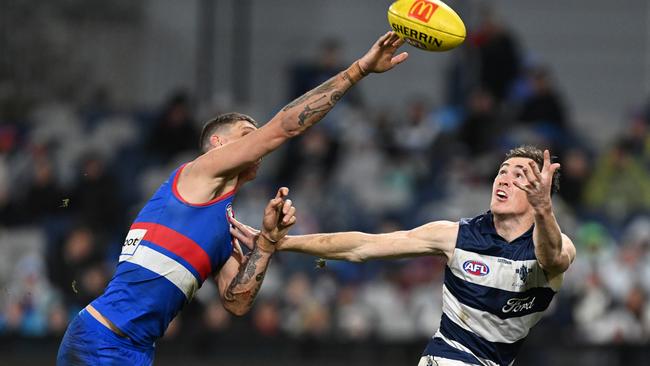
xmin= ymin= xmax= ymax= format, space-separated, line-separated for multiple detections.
xmin=463 ymin=260 xmax=490 ymax=276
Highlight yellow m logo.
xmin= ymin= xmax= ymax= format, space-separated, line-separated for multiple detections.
xmin=408 ymin=0 xmax=438 ymax=22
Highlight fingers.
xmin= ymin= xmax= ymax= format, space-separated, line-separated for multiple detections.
xmin=543 ymin=149 xmax=551 ymax=171
xmin=382 ymin=32 xmax=400 ymax=47
xmin=231 ymin=238 xmax=244 ymax=258
xmin=230 ymin=226 xmax=250 ymax=247
xmin=520 ymin=166 xmax=536 ymax=188
xmin=275 ymin=186 xmax=289 ymax=199
xmin=282 ymin=198 xmax=293 ymax=215
xmin=549 ymin=162 xmax=561 ymax=176
xmin=512 ymin=180 xmax=530 ymax=193
xmin=245 ymin=224 xmax=260 ymax=235
xmin=282 ymin=205 xmax=296 ymax=226
xmin=527 ymin=160 xmax=542 ymax=181
xmin=376 ymin=31 xmax=393 ymax=47
xmin=283 ymin=215 xmax=297 ymax=227
xmin=392 ymin=37 xmax=405 ymax=48
xmin=270 ymin=187 xmax=289 ymax=209
xmin=390 ymin=52 xmax=409 ymax=66
xmin=228 ymin=215 xmax=246 ymax=231
xmin=266 ymin=188 xmax=288 ymax=213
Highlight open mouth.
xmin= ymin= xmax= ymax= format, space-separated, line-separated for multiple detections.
xmin=496 ymin=189 xmax=508 ymax=201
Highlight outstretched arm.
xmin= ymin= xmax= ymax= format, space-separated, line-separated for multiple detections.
xmin=216 ymin=187 xmax=296 ymax=316
xmin=513 ymin=150 xmax=576 ymax=276
xmin=193 ymin=32 xmax=409 ymax=178
xmin=230 ymin=218 xmax=459 ymax=263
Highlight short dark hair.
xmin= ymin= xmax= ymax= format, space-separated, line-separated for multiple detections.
xmin=504 ymin=145 xmax=560 ymax=195
xmin=199 ymin=112 xmax=258 ymax=152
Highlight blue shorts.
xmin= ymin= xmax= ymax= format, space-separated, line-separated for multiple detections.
xmin=57 ymin=309 xmax=155 ymax=366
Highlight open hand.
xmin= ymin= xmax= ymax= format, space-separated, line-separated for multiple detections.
xmin=358 ymin=31 xmax=409 ymax=74
xmin=512 ymin=150 xmax=560 ymax=211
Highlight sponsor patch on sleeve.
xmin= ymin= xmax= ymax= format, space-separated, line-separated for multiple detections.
xmin=121 ymin=229 xmax=147 ymax=258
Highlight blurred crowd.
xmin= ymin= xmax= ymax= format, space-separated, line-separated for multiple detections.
xmin=0 ymin=11 xmax=649 ymax=350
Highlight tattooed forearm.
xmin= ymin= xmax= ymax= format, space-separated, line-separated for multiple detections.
xmin=246 ymin=272 xmax=266 ymax=306
xmin=282 ymin=77 xmax=339 ymax=112
xmin=297 ymin=95 xmax=329 ymax=126
xmin=223 ymin=241 xmax=273 ymax=310
xmin=243 ymin=249 xmax=263 ymax=282
xmin=279 ymin=69 xmax=354 ymax=133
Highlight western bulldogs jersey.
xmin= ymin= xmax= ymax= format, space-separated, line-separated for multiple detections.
xmin=421 ymin=212 xmax=562 ymax=366
xmin=92 ymin=164 xmax=235 ymax=346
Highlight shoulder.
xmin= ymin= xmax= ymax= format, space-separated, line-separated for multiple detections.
xmin=407 ymin=220 xmax=459 ymax=260
xmin=459 ymin=212 xmax=491 ymax=231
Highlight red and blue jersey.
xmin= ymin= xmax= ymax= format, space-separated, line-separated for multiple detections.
xmin=91 ymin=164 xmax=235 ymax=346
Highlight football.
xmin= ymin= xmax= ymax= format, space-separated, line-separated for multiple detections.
xmin=387 ymin=0 xmax=466 ymax=52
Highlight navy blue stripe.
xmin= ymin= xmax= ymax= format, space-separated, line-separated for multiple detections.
xmin=457 ymin=217 xmax=537 ymax=261
xmin=422 ymin=337 xmax=482 ymax=365
xmin=440 ymin=313 xmax=524 ymax=365
xmin=444 ymin=267 xmax=555 ymax=319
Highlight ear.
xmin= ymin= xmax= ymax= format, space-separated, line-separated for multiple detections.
xmin=209 ymin=134 xmax=226 ymax=148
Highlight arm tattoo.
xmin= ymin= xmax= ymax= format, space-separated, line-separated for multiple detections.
xmin=282 ymin=77 xmax=338 ymax=112
xmin=297 ymin=95 xmax=329 ymax=126
xmin=342 ymin=71 xmax=352 ymax=83
xmin=280 ymin=71 xmax=351 ymax=131
xmin=223 ymin=238 xmax=272 ymax=307
xmin=296 ymin=91 xmax=345 ymax=126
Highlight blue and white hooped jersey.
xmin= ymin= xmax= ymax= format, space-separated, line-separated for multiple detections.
xmin=91 ymin=163 xmax=236 ymax=346
xmin=421 ymin=212 xmax=562 ymax=366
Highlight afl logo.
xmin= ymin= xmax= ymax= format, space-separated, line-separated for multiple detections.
xmin=463 ymin=260 xmax=490 ymax=276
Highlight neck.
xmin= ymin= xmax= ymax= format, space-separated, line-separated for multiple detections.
xmin=492 ymin=211 xmax=534 ymax=242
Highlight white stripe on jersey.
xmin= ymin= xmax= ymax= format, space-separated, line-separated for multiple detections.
xmin=432 ymin=330 xmax=499 ymax=366
xmin=442 ymin=285 xmax=545 ymax=344
xmin=449 ymin=248 xmax=561 ymax=292
xmin=119 ymin=245 xmax=199 ymax=300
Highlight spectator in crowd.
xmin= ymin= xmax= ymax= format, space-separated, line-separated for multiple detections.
xmin=458 ymin=88 xmax=501 ymax=156
xmin=147 ymin=92 xmax=199 ymax=162
xmin=584 ymin=139 xmax=650 ymax=224
xmin=518 ymin=66 xmax=568 ymax=130
xmin=69 ymin=153 xmax=123 ymax=236
xmin=470 ymin=8 xmax=522 ymax=102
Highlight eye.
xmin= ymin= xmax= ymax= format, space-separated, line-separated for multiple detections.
xmin=499 ymin=170 xmax=506 ymax=175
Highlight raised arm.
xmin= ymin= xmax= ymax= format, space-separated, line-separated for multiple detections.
xmin=193 ymin=32 xmax=408 ymax=178
xmin=216 ymin=187 xmax=296 ymax=316
xmin=513 ymin=150 xmax=576 ymax=276
xmin=230 ymin=218 xmax=459 ymax=263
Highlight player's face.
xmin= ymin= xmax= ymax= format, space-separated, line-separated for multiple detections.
xmin=229 ymin=121 xmax=261 ymax=182
xmin=490 ymin=157 xmax=535 ymax=216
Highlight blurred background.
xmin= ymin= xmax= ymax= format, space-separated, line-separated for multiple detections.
xmin=1 ymin=0 xmax=649 ymax=365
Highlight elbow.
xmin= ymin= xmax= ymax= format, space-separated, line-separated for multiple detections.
xmin=277 ymin=116 xmax=303 ymax=138
xmin=540 ymin=256 xmax=570 ymax=275
xmin=347 ymin=249 xmax=367 ymax=263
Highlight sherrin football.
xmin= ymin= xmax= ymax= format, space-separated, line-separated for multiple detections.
xmin=387 ymin=0 xmax=466 ymax=52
